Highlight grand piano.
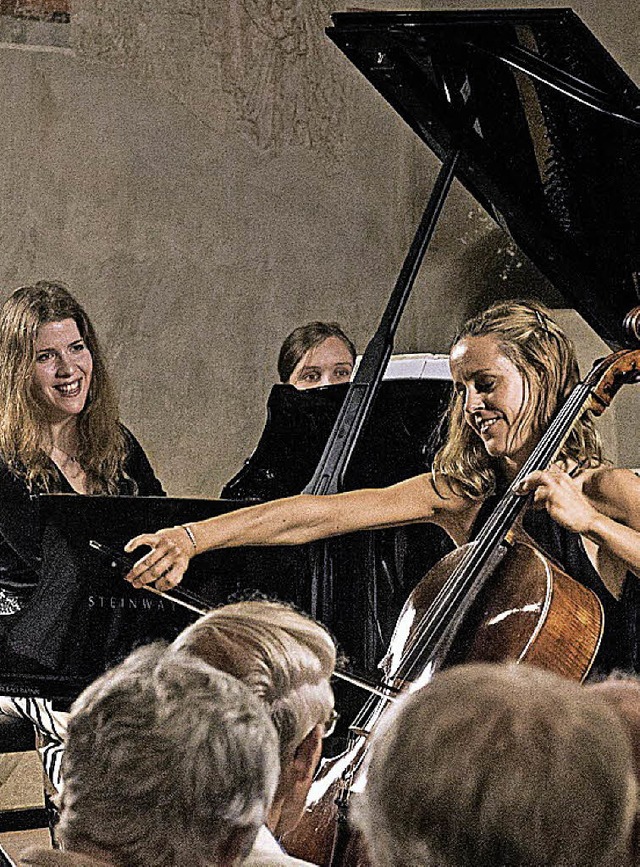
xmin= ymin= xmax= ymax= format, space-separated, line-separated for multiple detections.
xmin=0 ymin=7 xmax=638 ymax=705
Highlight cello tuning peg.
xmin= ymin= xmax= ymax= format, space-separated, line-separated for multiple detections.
xmin=622 ymin=306 xmax=640 ymax=346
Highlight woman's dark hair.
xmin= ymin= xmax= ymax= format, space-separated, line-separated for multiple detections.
xmin=277 ymin=322 xmax=356 ymax=383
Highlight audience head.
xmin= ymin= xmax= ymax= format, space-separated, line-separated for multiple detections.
xmin=0 ymin=280 xmax=125 ymax=491
xmin=356 ymin=662 xmax=637 ymax=867
xmin=588 ymin=674 xmax=640 ymax=863
xmin=172 ymin=599 xmax=337 ymax=835
xmin=434 ymin=300 xmax=602 ymax=498
xmin=57 ymin=643 xmax=280 ymax=867
xmin=277 ymin=321 xmax=356 ymax=389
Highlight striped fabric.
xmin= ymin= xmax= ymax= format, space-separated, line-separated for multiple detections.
xmin=0 ymin=696 xmax=67 ymax=792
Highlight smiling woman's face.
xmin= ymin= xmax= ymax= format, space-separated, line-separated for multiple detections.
xmin=287 ymin=336 xmax=354 ymax=390
xmin=449 ymin=334 xmax=533 ymax=467
xmin=31 ymin=318 xmax=93 ymax=424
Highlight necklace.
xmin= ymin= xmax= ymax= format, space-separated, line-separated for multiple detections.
xmin=49 ymin=444 xmax=87 ymax=493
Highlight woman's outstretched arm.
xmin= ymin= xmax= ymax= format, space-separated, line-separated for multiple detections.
xmin=124 ymin=473 xmax=460 ymax=591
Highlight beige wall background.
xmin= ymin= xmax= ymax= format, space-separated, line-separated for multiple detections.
xmin=0 ymin=0 xmax=637 ymax=497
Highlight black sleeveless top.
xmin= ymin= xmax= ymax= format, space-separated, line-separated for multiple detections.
xmin=471 ymin=498 xmax=639 ymax=678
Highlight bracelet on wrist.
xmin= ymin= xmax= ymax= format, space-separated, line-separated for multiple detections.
xmin=181 ymin=524 xmax=197 ymax=551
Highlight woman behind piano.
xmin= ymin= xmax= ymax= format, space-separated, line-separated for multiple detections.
xmin=221 ymin=320 xmax=357 ymax=501
xmin=0 ymin=280 xmax=164 ymax=793
xmin=126 ymin=300 xmax=640 ymax=676
xmin=278 ymin=321 xmax=356 ymax=389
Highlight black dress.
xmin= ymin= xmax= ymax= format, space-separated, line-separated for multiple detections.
xmin=0 ymin=426 xmax=164 ymax=613
xmin=0 ymin=427 xmax=165 ymax=791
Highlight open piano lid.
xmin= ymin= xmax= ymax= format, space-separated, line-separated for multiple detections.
xmin=327 ymin=8 xmax=640 ymax=348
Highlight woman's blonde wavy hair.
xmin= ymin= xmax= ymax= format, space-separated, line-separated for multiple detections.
xmin=433 ymin=300 xmax=602 ymax=499
xmin=0 ymin=280 xmax=128 ymax=493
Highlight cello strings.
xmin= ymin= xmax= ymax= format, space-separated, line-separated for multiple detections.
xmin=339 ymin=376 xmax=597 ymax=738
xmin=391 ymin=382 xmax=592 ymax=685
xmin=404 ymin=382 xmax=590 ymax=679
xmin=326 ymin=382 xmax=593 ymax=739
xmin=401 ymin=384 xmax=586 ymax=673
xmin=471 ymin=382 xmax=591 ymax=548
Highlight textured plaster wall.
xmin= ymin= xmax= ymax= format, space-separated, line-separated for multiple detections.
xmin=0 ymin=0 xmax=637 ymax=498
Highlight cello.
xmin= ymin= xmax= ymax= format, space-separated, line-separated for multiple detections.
xmin=282 ymin=326 xmax=640 ymax=867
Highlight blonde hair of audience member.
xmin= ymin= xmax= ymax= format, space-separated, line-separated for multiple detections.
xmin=0 ymin=281 xmax=127 ymax=493
xmin=172 ymin=599 xmax=336 ymax=837
xmin=52 ymin=643 xmax=280 ymax=867
xmin=277 ymin=321 xmax=356 ymax=389
xmin=355 ymin=663 xmax=638 ymax=867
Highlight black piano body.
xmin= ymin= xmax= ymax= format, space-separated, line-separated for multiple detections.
xmin=222 ymin=378 xmax=452 ymax=500
xmin=326 ymin=7 xmax=640 ymax=348
xmin=1 ymin=494 xmax=299 ymax=702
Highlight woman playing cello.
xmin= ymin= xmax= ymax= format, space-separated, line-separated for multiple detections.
xmin=125 ymin=300 xmax=640 ymax=676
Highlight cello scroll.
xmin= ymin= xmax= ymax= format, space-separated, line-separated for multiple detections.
xmin=585 ymin=347 xmax=640 ymax=415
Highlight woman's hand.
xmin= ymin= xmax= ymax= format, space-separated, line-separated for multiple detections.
xmin=515 ymin=468 xmax=599 ymax=535
xmin=124 ymin=526 xmax=195 ymax=591
xmin=517 ymin=466 xmax=640 ymax=579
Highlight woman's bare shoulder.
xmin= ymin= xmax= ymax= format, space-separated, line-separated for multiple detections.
xmin=421 ymin=472 xmax=483 ymax=542
xmin=582 ymin=465 xmax=640 ymax=492
xmin=581 ymin=466 xmax=640 ymax=524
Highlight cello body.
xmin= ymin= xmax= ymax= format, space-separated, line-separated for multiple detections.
xmin=283 ymin=536 xmax=604 ymax=866
xmin=385 ymin=536 xmax=603 ymax=683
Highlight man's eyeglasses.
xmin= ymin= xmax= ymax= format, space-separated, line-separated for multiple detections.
xmin=322 ymin=709 xmax=339 ymax=739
